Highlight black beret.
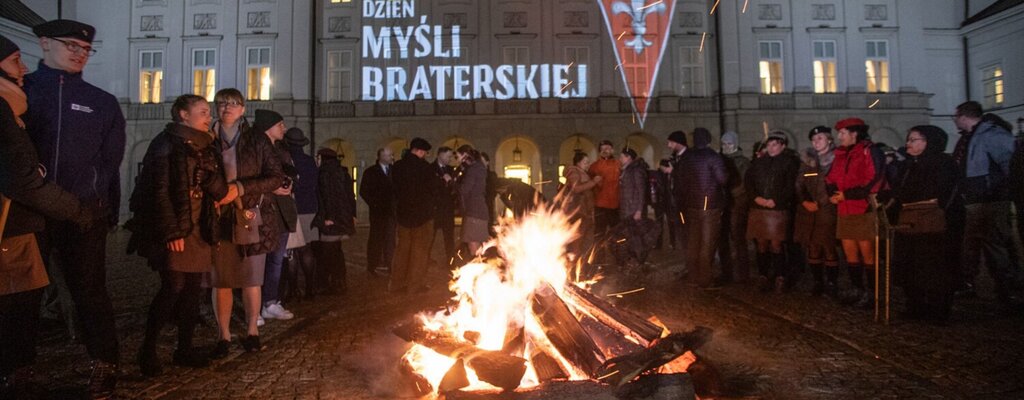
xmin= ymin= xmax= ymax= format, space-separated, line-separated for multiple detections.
xmin=33 ymin=19 xmax=96 ymax=44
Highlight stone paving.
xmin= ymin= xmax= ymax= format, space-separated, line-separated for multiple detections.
xmin=23 ymin=228 xmax=1024 ymax=399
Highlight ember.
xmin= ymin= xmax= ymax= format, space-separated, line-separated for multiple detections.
xmin=393 ymin=205 xmax=712 ymax=397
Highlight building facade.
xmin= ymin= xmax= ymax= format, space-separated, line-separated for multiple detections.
xmin=2 ymin=0 xmax=1020 ymax=221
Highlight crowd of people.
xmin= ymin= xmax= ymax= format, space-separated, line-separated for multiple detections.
xmin=560 ymin=108 xmax=1024 ymax=327
xmin=1 ymin=17 xmax=1023 ymax=400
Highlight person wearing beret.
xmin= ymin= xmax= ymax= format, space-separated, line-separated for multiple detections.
xmin=390 ymin=138 xmax=442 ymax=294
xmin=826 ymin=118 xmax=887 ymax=308
xmin=312 ymin=147 xmax=356 ymax=295
xmin=745 ymin=133 xmax=800 ymax=293
xmin=0 ymin=34 xmax=96 ymax=399
xmin=22 ymin=19 xmax=126 ymax=398
xmin=279 ymin=127 xmax=320 ymax=301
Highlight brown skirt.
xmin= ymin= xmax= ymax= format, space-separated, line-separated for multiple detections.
xmin=746 ymin=209 xmax=789 ymax=242
xmin=167 ymin=228 xmax=213 ymax=273
xmin=836 ymin=212 xmax=878 ymax=241
xmin=206 ymin=241 xmax=265 ymax=288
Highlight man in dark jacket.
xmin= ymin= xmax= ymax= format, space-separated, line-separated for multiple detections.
xmin=360 ymin=147 xmax=396 ymax=276
xmin=391 ymin=138 xmax=441 ymax=294
xmin=653 ymin=159 xmax=682 ymax=250
xmin=719 ymin=131 xmax=752 ymax=283
xmin=312 ymin=148 xmax=356 ymax=294
xmin=258 ymin=110 xmax=297 ymax=321
xmin=430 ymin=146 xmax=457 ymax=267
xmin=22 ymin=20 xmax=125 ymax=396
xmin=282 ymin=128 xmax=319 ymax=300
xmin=953 ymin=101 xmax=1023 ymax=308
xmin=676 ymin=128 xmax=728 ymax=287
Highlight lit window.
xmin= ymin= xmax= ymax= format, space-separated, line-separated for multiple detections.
xmin=139 ymin=50 xmax=163 ymax=104
xmin=246 ymin=47 xmax=272 ymax=100
xmin=326 ymin=50 xmax=353 ymax=101
xmin=812 ymin=41 xmax=837 ymax=93
xmin=865 ymin=40 xmax=889 ymax=93
xmin=504 ymin=165 xmax=531 ymax=185
xmin=564 ymin=46 xmax=590 ymax=95
xmin=678 ymin=46 xmax=705 ymax=97
xmin=330 ymin=0 xmax=351 ymax=3
xmin=982 ymin=65 xmax=1004 ymax=109
xmin=192 ymin=49 xmax=216 ymax=101
xmin=758 ymin=41 xmax=783 ymax=94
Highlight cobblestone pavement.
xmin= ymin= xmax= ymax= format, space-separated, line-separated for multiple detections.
xmin=25 ymin=228 xmax=1024 ymax=399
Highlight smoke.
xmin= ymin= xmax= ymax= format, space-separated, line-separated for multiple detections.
xmin=341 ymin=333 xmax=425 ymax=398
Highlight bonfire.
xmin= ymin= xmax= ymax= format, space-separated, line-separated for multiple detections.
xmin=392 ymin=204 xmax=712 ymax=397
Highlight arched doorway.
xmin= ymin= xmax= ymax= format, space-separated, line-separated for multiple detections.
xmin=381 ymin=137 xmax=407 ymax=163
xmin=623 ymin=132 xmax=659 ymax=168
xmin=494 ymin=135 xmax=541 ymax=186
xmin=557 ymin=134 xmax=597 ymax=184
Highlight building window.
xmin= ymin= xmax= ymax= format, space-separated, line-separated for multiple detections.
xmin=865 ymin=40 xmax=889 ymax=93
xmin=758 ymin=41 xmax=783 ymax=94
xmin=622 ymin=48 xmax=649 ymax=97
xmin=678 ymin=46 xmax=705 ymax=97
xmin=326 ymin=50 xmax=353 ymax=101
xmin=246 ymin=47 xmax=272 ymax=100
xmin=502 ymin=47 xmax=530 ymax=64
xmin=982 ymin=65 xmax=1004 ymax=109
xmin=192 ymin=49 xmax=216 ymax=101
xmin=139 ymin=50 xmax=163 ymax=104
xmin=812 ymin=40 xmax=837 ymax=93
xmin=564 ymin=46 xmax=589 ymax=95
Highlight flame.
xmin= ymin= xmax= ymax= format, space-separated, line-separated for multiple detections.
xmin=405 ymin=206 xmax=588 ymax=393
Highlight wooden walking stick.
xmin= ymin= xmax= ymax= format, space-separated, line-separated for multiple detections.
xmin=0 ymin=194 xmax=11 ymax=246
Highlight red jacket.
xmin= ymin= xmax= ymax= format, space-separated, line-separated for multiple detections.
xmin=589 ymin=157 xmax=621 ymax=209
xmin=827 ymin=140 xmax=882 ymax=216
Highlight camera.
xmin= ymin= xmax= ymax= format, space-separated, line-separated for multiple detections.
xmin=281 ymin=177 xmax=293 ymax=190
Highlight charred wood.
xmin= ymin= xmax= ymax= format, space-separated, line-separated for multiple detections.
xmin=563 ymin=284 xmax=664 ymax=347
xmin=530 ymin=283 xmax=606 ymax=377
xmin=596 ymin=327 xmax=713 ymax=387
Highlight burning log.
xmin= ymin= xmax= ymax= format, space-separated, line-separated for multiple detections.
xmin=398 ymin=358 xmax=434 ymax=397
xmin=529 ymin=348 xmax=568 ymax=382
xmin=393 ymin=320 xmax=528 ymax=391
xmin=530 ymin=283 xmax=606 ymax=377
xmin=563 ymin=284 xmax=664 ymax=347
xmin=596 ymin=327 xmax=714 ymax=387
xmin=439 ymin=358 xmax=470 ymax=393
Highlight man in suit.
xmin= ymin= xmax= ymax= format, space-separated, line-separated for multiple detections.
xmin=359 ymin=147 xmax=396 ymax=276
xmin=430 ymin=146 xmax=457 ymax=267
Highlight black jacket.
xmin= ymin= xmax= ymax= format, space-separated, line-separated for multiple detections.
xmin=746 ymin=152 xmax=800 ymax=211
xmin=0 ymin=97 xmax=84 ymax=238
xmin=289 ymin=146 xmax=319 ymax=215
xmin=675 ymin=147 xmax=728 ymax=210
xmin=127 ymin=123 xmax=228 ymax=260
xmin=214 ymin=122 xmax=285 ymax=256
xmin=313 ymin=157 xmax=356 ymax=236
xmin=272 ymin=142 xmax=298 ymax=233
xmin=359 ymin=163 xmax=395 ymax=217
xmin=394 ymin=153 xmax=441 ymax=228
xmin=434 ymin=161 xmax=457 ymax=220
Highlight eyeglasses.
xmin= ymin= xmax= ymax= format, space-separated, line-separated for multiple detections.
xmin=50 ymin=37 xmax=96 ymax=56
xmin=216 ymin=100 xmax=243 ymax=108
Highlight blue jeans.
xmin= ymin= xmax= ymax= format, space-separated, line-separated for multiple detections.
xmin=263 ymin=232 xmax=290 ymax=304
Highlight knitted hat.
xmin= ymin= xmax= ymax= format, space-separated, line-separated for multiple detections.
xmin=252 ymin=109 xmax=284 ymax=134
xmin=667 ymin=130 xmax=687 ymax=146
xmin=720 ymin=131 xmax=738 ymax=145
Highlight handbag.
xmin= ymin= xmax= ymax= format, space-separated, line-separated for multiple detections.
xmin=0 ymin=195 xmax=48 ymax=295
xmin=896 ymin=199 xmax=946 ymax=234
xmin=232 ymin=195 xmax=264 ymax=245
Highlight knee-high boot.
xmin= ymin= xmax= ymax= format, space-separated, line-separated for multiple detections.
xmin=756 ymin=252 xmax=771 ymax=292
xmin=857 ymin=265 xmax=876 ymax=309
xmin=810 ymin=263 xmax=824 ymax=296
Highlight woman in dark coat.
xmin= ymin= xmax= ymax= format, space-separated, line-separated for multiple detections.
xmin=563 ymin=151 xmax=601 ymax=258
xmin=745 ymin=133 xmax=799 ymax=292
xmin=312 ymin=147 xmax=356 ymax=294
xmin=207 ymin=89 xmax=285 ymax=357
xmin=891 ymin=126 xmax=958 ymax=323
xmin=129 ymin=95 xmax=235 ymax=376
xmin=456 ymin=145 xmax=489 ymax=255
xmin=0 ymin=37 xmax=92 ymax=396
xmin=794 ymin=127 xmax=839 ymax=297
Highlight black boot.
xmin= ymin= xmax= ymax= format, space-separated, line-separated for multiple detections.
xmin=756 ymin=252 xmax=771 ymax=292
xmin=138 ymin=298 xmax=167 ymax=377
xmin=172 ymin=320 xmax=209 ymax=368
xmin=825 ymin=266 xmax=840 ymax=299
xmin=810 ymin=263 xmax=824 ymax=296
xmin=857 ymin=265 xmax=877 ymax=310
xmin=770 ymin=253 xmax=786 ymax=294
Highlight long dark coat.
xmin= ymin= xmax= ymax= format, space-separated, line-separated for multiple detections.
xmin=313 ymin=156 xmax=356 ymax=236
xmin=793 ymin=147 xmax=838 ymax=246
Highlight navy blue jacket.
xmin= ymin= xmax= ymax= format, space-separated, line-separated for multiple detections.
xmin=289 ymin=146 xmax=319 ymax=215
xmin=675 ymin=147 xmax=728 ymax=210
xmin=24 ymin=62 xmax=126 ymax=224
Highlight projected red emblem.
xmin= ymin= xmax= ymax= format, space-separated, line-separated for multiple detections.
xmin=596 ymin=0 xmax=676 ymax=128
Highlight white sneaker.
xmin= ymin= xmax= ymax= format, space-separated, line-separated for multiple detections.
xmin=257 ymin=315 xmax=265 ymax=327
xmin=261 ymin=302 xmax=294 ymax=320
